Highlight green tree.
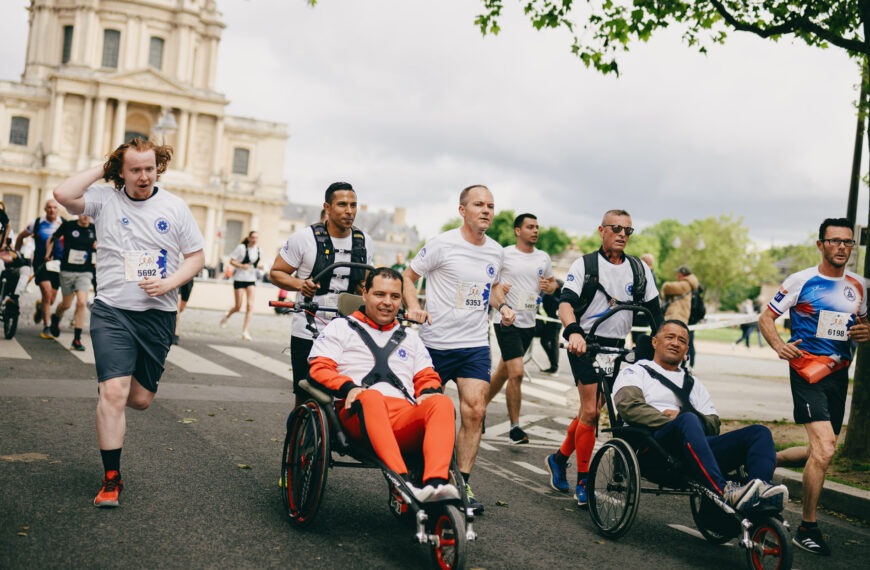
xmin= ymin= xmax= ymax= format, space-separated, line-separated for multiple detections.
xmin=475 ymin=0 xmax=870 ymax=461
xmin=485 ymin=210 xmax=517 ymax=246
xmin=537 ymin=225 xmax=572 ymax=256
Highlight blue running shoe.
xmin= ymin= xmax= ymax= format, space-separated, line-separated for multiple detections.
xmin=574 ymin=479 xmax=588 ymax=507
xmin=545 ymin=454 xmax=569 ymax=493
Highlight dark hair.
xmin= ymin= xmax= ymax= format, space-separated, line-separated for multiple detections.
xmin=656 ymin=319 xmax=690 ymax=335
xmin=325 ymin=182 xmax=354 ymax=204
xmin=514 ymin=213 xmax=537 ymax=228
xmin=602 ymin=209 xmax=630 ymax=222
xmin=241 ymin=230 xmax=257 ymax=246
xmin=364 ymin=266 xmax=403 ymax=290
xmin=459 ymin=184 xmax=489 ymax=206
xmin=677 ymin=265 xmax=692 ymax=276
xmin=818 ymin=218 xmax=852 ymax=241
xmin=103 ymin=138 xmax=173 ymax=190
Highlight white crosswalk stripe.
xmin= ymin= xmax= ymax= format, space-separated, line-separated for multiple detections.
xmin=208 ymin=345 xmax=291 ymax=380
xmin=53 ymin=332 xmax=95 ymax=363
xmin=0 ymin=337 xmax=31 ymax=360
xmin=167 ymin=345 xmax=240 ymax=376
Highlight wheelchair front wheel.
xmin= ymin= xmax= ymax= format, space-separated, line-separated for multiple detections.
xmin=588 ymin=438 xmax=641 ymax=539
xmin=3 ymin=301 xmax=18 ymax=339
xmin=745 ymin=516 xmax=792 ymax=570
xmin=429 ymin=504 xmax=467 ymax=570
xmin=281 ymin=401 xmax=330 ymax=527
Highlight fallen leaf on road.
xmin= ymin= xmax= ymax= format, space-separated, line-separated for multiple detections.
xmin=207 ymin=413 xmax=215 ymax=417
xmin=17 ymin=532 xmax=27 ymax=537
xmin=236 ymin=463 xmax=252 ymax=469
xmin=2 ymin=453 xmax=49 ymax=462
xmin=178 ymin=418 xmax=197 ymax=424
xmin=244 ymin=418 xmax=255 ymax=422
xmin=495 ymin=500 xmax=509 ymax=507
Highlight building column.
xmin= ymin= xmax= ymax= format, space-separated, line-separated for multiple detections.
xmin=112 ymin=99 xmax=127 ymax=147
xmin=176 ymin=109 xmax=189 ymax=168
xmin=212 ymin=117 xmax=224 ymax=174
xmin=207 ymin=37 xmax=219 ymax=89
xmin=77 ymin=96 xmax=93 ymax=169
xmin=91 ymin=96 xmax=107 ymax=157
xmin=50 ymin=92 xmax=66 ymax=155
xmin=185 ymin=112 xmax=198 ymax=172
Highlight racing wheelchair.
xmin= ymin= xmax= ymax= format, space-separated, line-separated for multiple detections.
xmin=0 ymin=249 xmax=26 ymax=340
xmin=271 ymin=262 xmax=476 ymax=570
xmin=581 ymin=305 xmax=793 ymax=570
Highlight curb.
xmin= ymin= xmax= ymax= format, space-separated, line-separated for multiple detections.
xmin=773 ymin=467 xmax=870 ymax=522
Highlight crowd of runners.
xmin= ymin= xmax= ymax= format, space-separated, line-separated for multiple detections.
xmin=0 ymin=137 xmax=863 ymax=561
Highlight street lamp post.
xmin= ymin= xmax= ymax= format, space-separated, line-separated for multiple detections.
xmin=152 ymin=108 xmax=177 ymax=143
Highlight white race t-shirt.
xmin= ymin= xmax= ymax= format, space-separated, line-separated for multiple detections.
xmin=278 ymin=227 xmax=374 ymax=340
xmin=562 ymin=252 xmax=659 ymax=339
xmin=230 ymin=243 xmax=261 ymax=283
xmin=493 ymin=245 xmax=554 ymax=329
xmin=409 ymin=228 xmax=504 ymax=350
xmin=83 ymin=185 xmax=204 ymax=312
xmin=308 ymin=315 xmax=433 ymax=402
xmin=612 ymin=360 xmax=717 ymax=416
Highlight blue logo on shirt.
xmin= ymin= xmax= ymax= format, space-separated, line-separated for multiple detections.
xmin=537 ymin=268 xmax=544 ymax=277
xmin=774 ymin=291 xmax=785 ymax=303
xmin=844 ymin=286 xmax=857 ymax=302
xmin=419 ymin=247 xmax=427 ymax=259
xmin=155 ymin=218 xmax=170 ymax=234
xmin=397 ymin=348 xmax=409 ymax=360
xmin=121 ymin=217 xmax=130 ymax=226
xmin=486 ymin=263 xmax=495 ymax=278
xmin=567 ymin=274 xmax=575 ymax=282
xmin=625 ymin=282 xmax=634 ymax=295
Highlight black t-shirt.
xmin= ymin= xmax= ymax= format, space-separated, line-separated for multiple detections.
xmin=0 ymin=209 xmax=8 ymax=246
xmin=52 ymin=220 xmax=97 ymax=272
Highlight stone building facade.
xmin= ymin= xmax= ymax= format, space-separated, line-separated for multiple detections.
xmin=0 ymin=0 xmax=288 ymax=269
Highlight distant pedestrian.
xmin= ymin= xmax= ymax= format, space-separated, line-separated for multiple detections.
xmin=661 ymin=265 xmax=701 ymax=369
xmin=734 ymin=299 xmax=762 ymax=348
xmin=220 ymin=231 xmax=261 ymax=341
xmin=173 ymin=277 xmax=194 ymax=345
xmin=14 ymin=199 xmax=63 ymax=338
xmin=53 ymin=138 xmax=205 ymax=509
xmin=536 ymin=278 xmax=563 ymax=373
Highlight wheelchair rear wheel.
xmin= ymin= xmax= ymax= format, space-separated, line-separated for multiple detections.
xmin=745 ymin=515 xmax=792 ymax=570
xmin=281 ymin=401 xmax=330 ymax=527
xmin=588 ymin=438 xmax=641 ymax=539
xmin=429 ymin=504 xmax=467 ymax=570
xmin=3 ymin=299 xmax=18 ymax=339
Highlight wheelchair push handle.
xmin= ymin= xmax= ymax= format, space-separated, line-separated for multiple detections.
xmin=303 ymin=262 xmax=377 ymax=302
xmin=586 ymin=303 xmax=655 ymax=341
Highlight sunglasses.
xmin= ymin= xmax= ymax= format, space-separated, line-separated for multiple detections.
xmin=821 ymin=238 xmax=856 ymax=247
xmin=603 ymin=224 xmax=635 ymax=236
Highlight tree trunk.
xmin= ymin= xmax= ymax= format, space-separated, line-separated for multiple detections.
xmin=842 ymin=31 xmax=870 ymax=459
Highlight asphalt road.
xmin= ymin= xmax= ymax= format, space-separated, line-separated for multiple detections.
xmin=1 ymin=304 xmax=867 ymax=569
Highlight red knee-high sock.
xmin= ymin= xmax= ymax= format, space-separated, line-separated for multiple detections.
xmin=559 ymin=417 xmax=579 ymax=457
xmin=575 ymin=422 xmax=596 ymax=474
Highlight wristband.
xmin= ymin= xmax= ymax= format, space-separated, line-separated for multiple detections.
xmin=497 ymin=303 xmax=511 ymax=312
xmin=562 ymin=322 xmax=583 ymax=341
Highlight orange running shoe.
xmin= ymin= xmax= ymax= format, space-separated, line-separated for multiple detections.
xmin=93 ymin=470 xmax=123 ymax=508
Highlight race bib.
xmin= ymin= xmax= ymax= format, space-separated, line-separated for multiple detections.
xmin=67 ymin=249 xmax=88 ymax=265
xmin=45 ymin=260 xmax=61 ymax=273
xmin=595 ymin=353 xmax=617 ymax=376
xmin=520 ymin=290 xmax=539 ymax=312
xmin=816 ymin=310 xmax=850 ymax=340
xmin=454 ymin=281 xmax=487 ymax=310
xmin=124 ymin=251 xmax=164 ymax=282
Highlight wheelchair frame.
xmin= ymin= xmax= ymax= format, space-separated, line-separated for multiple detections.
xmin=271 ymin=262 xmax=476 ymax=570
xmin=582 ymin=305 xmax=793 ymax=570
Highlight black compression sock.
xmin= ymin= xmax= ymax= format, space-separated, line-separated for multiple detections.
xmin=460 ymin=472 xmax=470 ymax=484
xmin=100 ymin=448 xmax=122 ymax=475
xmin=74 ymin=327 xmax=82 ymax=341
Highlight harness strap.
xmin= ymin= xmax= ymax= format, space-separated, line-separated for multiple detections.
xmin=344 ymin=318 xmax=415 ymax=403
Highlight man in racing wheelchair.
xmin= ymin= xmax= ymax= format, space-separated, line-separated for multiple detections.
xmin=612 ymin=319 xmax=789 ymax=512
xmin=306 ymin=266 xmax=461 ymax=503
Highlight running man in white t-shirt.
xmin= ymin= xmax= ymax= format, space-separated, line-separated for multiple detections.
xmin=269 ymin=182 xmax=374 ymax=408
xmin=402 ymin=184 xmax=515 ymax=514
xmin=220 ymin=230 xmax=261 ymax=340
xmin=486 ymin=213 xmax=556 ymax=444
xmin=53 ymin=138 xmax=205 ymax=509
xmin=544 ymin=209 xmax=662 ymax=507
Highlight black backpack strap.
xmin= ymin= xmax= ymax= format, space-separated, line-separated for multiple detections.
xmin=347 ymin=227 xmax=368 ymax=294
xmin=570 ymin=251 xmax=600 ymax=319
xmin=308 ymin=222 xmax=336 ymax=296
xmin=625 ymin=255 xmax=647 ymax=304
xmin=344 ymin=318 xmax=414 ymax=403
xmin=241 ymin=246 xmax=250 ymax=265
xmin=639 ymin=364 xmax=703 ymax=420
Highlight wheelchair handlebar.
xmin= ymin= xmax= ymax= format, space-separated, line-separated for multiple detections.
xmin=586 ymin=303 xmax=654 ymax=341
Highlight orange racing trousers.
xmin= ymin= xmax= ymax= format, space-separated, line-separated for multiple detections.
xmin=339 ymin=390 xmax=456 ymax=483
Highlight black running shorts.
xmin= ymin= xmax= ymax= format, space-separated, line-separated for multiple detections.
xmin=789 ymin=366 xmax=849 ymax=434
xmin=493 ymin=323 xmax=536 ymax=361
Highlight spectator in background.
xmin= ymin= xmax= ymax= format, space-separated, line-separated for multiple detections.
xmin=632 ymin=253 xmax=659 ymax=345
xmin=734 ymin=298 xmax=763 ymax=348
xmin=220 ymin=230 xmax=261 ymax=341
xmin=537 ymin=278 xmax=563 ymax=374
xmin=661 ymin=265 xmax=700 ymax=370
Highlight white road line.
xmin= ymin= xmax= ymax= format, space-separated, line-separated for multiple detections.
xmin=521 ymin=384 xmax=568 ymax=406
xmin=525 ymin=425 xmax=570 ymax=443
xmin=167 ymin=345 xmax=240 ymax=376
xmin=210 ymin=345 xmax=291 ymax=379
xmin=525 ymin=377 xmax=572 ymax=392
xmin=552 ymin=416 xmax=574 ymax=426
xmin=55 ymin=332 xmax=95 ymax=364
xmin=667 ymin=524 xmax=736 ymax=546
xmin=486 ymin=415 xmax=547 ymax=437
xmin=0 ymin=338 xmax=31 ymax=360
xmin=513 ymin=461 xmax=548 ymax=475
xmin=479 ymin=441 xmax=499 ymax=452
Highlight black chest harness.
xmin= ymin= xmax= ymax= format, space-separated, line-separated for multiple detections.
xmin=639 ymin=364 xmax=711 ymax=433
xmin=344 ymin=318 xmax=415 ymax=403
xmin=309 ymin=223 xmax=368 ymax=296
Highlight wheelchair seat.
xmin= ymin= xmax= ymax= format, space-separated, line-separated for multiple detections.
xmin=610 ymin=425 xmax=692 ymax=491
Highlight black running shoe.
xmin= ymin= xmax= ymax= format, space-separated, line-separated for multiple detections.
xmin=793 ymin=525 xmax=831 ymax=556
xmin=50 ymin=314 xmax=60 ymax=337
xmin=509 ymin=426 xmax=530 ymax=444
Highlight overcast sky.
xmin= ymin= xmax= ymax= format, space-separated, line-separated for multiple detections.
xmin=1 ymin=0 xmax=866 ymax=245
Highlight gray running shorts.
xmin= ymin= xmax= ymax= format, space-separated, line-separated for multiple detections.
xmin=90 ymin=299 xmax=175 ymax=392
xmin=59 ymin=270 xmax=92 ymax=296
